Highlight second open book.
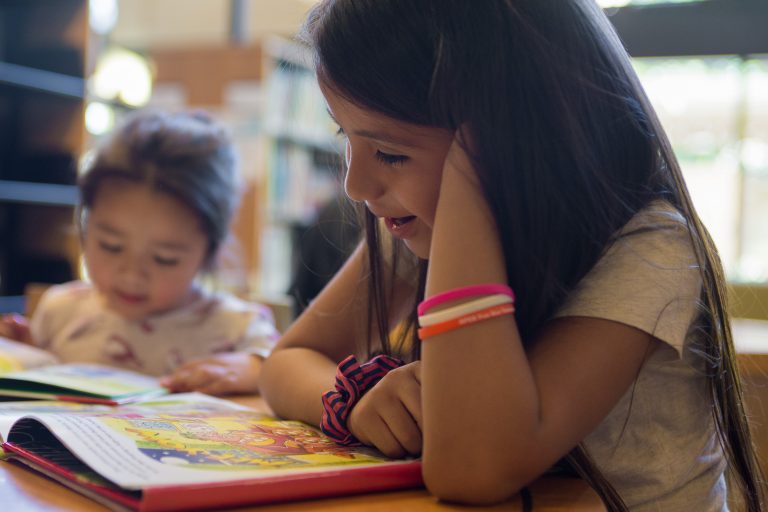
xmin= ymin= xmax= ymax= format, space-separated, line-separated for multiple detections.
xmin=0 ymin=336 xmax=167 ymax=404
xmin=0 ymin=392 xmax=422 ymax=511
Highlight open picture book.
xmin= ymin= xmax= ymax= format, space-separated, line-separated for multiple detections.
xmin=0 ymin=392 xmax=423 ymax=511
xmin=0 ymin=336 xmax=167 ymax=405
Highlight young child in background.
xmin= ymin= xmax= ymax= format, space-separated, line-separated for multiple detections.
xmin=0 ymin=110 xmax=278 ymax=396
xmin=259 ymin=1 xmax=764 ymax=511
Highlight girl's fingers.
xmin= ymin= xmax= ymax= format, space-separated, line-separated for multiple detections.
xmin=162 ymin=374 xmax=189 ymax=392
xmin=167 ymin=365 xmax=239 ymax=395
xmin=197 ymin=376 xmax=238 ymax=396
xmin=410 ymin=361 xmax=422 ymax=384
xmin=194 ymin=368 xmax=239 ymax=395
xmin=349 ymin=401 xmax=406 ymax=457
xmin=181 ymin=368 xmax=214 ymax=390
xmin=379 ymin=394 xmax=422 ymax=455
xmin=163 ymin=359 xmax=222 ymax=389
xmin=165 ymin=367 xmax=205 ymax=391
xmin=398 ymin=371 xmax=423 ymax=430
xmin=347 ymin=363 xmax=424 ymax=457
xmin=384 ymin=412 xmax=422 ymax=456
xmin=366 ymin=415 xmax=408 ymax=459
xmin=0 ymin=315 xmax=29 ymax=341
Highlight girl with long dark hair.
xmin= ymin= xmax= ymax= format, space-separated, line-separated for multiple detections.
xmin=261 ymin=2 xmax=764 ymax=510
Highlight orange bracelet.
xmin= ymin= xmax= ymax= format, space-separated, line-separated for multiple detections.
xmin=417 ymin=303 xmax=515 ymax=340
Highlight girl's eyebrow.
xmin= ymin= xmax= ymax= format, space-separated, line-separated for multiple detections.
xmin=353 ymin=128 xmax=420 ymax=149
xmin=93 ymin=222 xmax=122 ymax=236
xmin=152 ymin=241 xmax=192 ymax=251
xmin=327 ymin=108 xmax=420 ymax=149
xmin=93 ymin=222 xmax=191 ymax=251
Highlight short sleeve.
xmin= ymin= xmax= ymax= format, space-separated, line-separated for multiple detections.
xmin=29 ymin=281 xmax=90 ymax=349
xmin=553 ymin=203 xmax=703 ymax=356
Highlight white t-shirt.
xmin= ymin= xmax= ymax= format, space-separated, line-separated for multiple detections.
xmin=554 ymin=201 xmax=726 ymax=511
xmin=30 ymin=282 xmax=279 ymax=377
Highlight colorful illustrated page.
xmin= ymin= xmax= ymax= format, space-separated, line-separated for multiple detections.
xmin=9 ymin=409 xmax=406 ymax=489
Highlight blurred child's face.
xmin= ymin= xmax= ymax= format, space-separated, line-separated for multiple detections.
xmin=321 ymin=83 xmax=454 ymax=259
xmin=82 ymin=179 xmax=209 ymax=321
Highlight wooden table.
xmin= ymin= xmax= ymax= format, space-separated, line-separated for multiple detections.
xmin=0 ymin=395 xmax=605 ymax=511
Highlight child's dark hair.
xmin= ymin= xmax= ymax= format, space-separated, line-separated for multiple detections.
xmin=301 ymin=0 xmax=764 ymax=510
xmin=77 ymin=109 xmax=239 ymax=266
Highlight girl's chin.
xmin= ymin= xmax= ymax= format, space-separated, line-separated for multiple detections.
xmin=403 ymin=238 xmax=430 ymax=260
xmin=106 ymin=301 xmax=148 ymax=320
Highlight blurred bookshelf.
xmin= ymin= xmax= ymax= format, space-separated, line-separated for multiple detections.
xmin=257 ymin=37 xmax=344 ymax=298
xmin=0 ymin=0 xmax=87 ymax=297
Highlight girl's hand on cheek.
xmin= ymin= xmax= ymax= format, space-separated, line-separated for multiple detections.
xmin=347 ymin=361 xmax=423 ymax=459
xmin=431 ymin=130 xmax=492 ymax=260
xmin=437 ymin=131 xmax=483 ymax=217
xmin=428 ymin=127 xmax=503 ymax=291
xmin=160 ymin=352 xmax=263 ymax=396
xmin=442 ymin=130 xmax=479 ymax=187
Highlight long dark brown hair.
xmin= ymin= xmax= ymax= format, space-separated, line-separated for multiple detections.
xmin=301 ymin=1 xmax=764 ymax=510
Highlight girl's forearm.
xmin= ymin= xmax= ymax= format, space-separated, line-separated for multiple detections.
xmin=260 ymin=347 xmax=338 ymax=425
xmin=421 ymin=153 xmax=544 ymax=499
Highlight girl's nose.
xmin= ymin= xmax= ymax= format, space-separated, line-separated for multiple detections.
xmin=119 ymin=252 xmax=150 ymax=282
xmin=343 ymin=142 xmax=384 ymax=202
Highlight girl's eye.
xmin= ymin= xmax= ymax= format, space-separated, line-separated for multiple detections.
xmin=98 ymin=241 xmax=121 ymax=253
xmin=154 ymin=256 xmax=179 ymax=267
xmin=375 ymin=150 xmax=408 ymax=166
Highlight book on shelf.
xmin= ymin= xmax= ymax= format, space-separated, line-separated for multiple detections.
xmin=1 ymin=393 xmax=423 ymax=511
xmin=0 ymin=336 xmax=167 ymax=405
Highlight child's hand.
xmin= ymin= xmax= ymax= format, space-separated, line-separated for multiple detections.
xmin=442 ymin=129 xmax=480 ymax=188
xmin=160 ymin=352 xmax=264 ymax=396
xmin=0 ymin=314 xmax=32 ymax=344
xmin=347 ymin=361 xmax=422 ymax=459
xmin=429 ymin=128 xmax=499 ymax=270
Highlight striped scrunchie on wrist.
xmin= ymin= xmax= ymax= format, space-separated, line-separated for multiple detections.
xmin=320 ymin=354 xmax=404 ymax=445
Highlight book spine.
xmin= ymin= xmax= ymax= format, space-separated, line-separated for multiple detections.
xmin=57 ymin=395 xmax=118 ymax=405
xmin=140 ymin=462 xmax=423 ymax=511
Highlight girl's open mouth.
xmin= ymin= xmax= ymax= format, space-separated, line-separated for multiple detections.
xmin=388 ymin=216 xmax=416 ymax=228
xmin=384 ymin=216 xmax=417 ymax=239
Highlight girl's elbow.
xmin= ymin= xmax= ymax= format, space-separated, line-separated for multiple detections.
xmin=422 ymin=461 xmax=524 ymax=505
